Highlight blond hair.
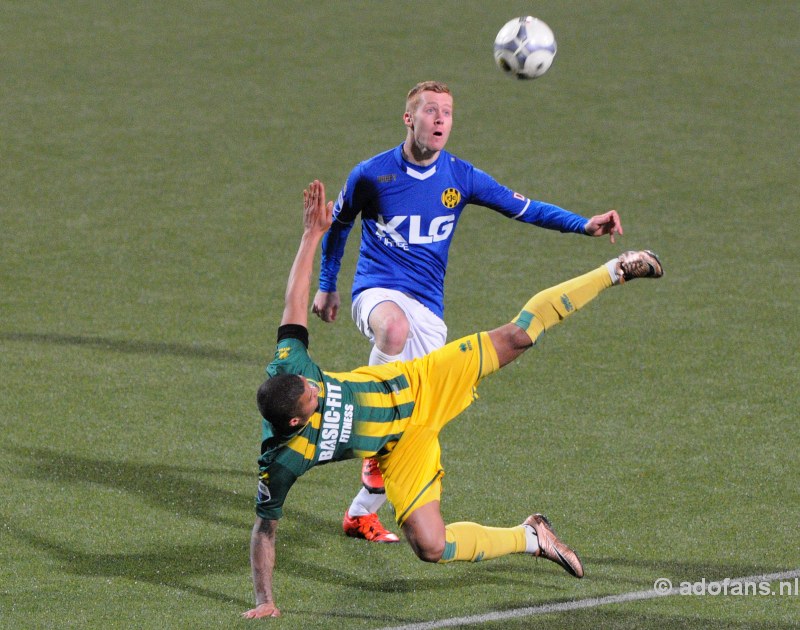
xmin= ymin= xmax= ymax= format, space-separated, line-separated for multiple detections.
xmin=406 ymin=81 xmax=452 ymax=112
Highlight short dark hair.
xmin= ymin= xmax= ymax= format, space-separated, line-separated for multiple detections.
xmin=256 ymin=373 xmax=305 ymax=437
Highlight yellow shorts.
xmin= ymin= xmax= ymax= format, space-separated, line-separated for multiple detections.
xmin=375 ymin=332 xmax=500 ymax=525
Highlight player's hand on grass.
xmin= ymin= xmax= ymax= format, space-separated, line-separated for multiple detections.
xmin=242 ymin=602 xmax=281 ymax=619
xmin=312 ymin=290 xmax=340 ymax=322
xmin=585 ymin=209 xmax=624 ymax=243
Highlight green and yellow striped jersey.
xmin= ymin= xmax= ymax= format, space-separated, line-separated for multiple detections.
xmin=256 ymin=335 xmax=416 ymax=520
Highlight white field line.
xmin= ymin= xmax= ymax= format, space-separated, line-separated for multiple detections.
xmin=375 ymin=569 xmax=800 ymax=630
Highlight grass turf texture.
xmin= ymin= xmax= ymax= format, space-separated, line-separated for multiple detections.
xmin=1 ymin=1 xmax=798 ymax=627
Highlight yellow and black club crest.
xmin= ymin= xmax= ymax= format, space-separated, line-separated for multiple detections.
xmin=441 ymin=187 xmax=461 ymax=209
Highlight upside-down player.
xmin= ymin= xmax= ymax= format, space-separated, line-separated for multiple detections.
xmin=243 ymin=179 xmax=662 ymax=619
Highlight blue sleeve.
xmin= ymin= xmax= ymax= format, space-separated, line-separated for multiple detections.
xmin=471 ymin=167 xmax=589 ymax=235
xmin=318 ymin=167 xmax=361 ymax=292
xmin=319 ymin=220 xmax=354 ymax=293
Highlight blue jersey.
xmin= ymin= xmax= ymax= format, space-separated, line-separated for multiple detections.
xmin=319 ymin=144 xmax=588 ymax=319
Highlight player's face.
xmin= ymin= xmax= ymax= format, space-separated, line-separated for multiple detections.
xmin=405 ymin=91 xmax=453 ymax=154
xmin=294 ymin=376 xmax=320 ymax=426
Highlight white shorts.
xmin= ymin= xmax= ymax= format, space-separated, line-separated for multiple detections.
xmin=351 ymin=288 xmax=448 ymax=361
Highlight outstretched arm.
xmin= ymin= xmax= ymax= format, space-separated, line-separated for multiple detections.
xmin=242 ymin=517 xmax=281 ymax=619
xmin=280 ymin=180 xmax=334 ymax=327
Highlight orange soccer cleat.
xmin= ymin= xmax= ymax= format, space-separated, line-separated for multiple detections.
xmin=360 ymin=457 xmax=386 ymax=494
xmin=343 ymin=510 xmax=400 ymax=543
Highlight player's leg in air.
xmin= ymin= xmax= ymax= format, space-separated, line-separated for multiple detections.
xmin=398 ymin=251 xmax=663 ymax=576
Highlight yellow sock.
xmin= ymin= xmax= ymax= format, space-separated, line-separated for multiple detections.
xmin=512 ymin=266 xmax=613 ymax=344
xmin=439 ymin=522 xmax=528 ymax=563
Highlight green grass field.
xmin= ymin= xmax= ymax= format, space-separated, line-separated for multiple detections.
xmin=2 ymin=1 xmax=798 ymax=627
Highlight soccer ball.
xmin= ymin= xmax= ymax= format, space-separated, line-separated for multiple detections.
xmin=493 ymin=16 xmax=557 ymax=80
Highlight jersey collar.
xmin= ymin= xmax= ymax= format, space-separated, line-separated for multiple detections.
xmin=395 ymin=144 xmax=440 ymax=181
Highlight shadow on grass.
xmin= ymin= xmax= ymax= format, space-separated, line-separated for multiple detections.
xmin=13 ymin=446 xmax=790 ymax=624
xmin=11 ymin=445 xmax=251 ymax=530
xmin=6 ymin=521 xmax=253 ymax=608
xmin=0 ymin=330 xmax=262 ymax=365
xmin=5 ymin=513 xmax=558 ymax=626
xmin=9 ymin=444 xmax=519 ymax=592
xmin=6 ymin=445 xmax=523 ymax=618
xmin=10 ymin=446 xmax=368 ymax=549
xmin=6 ymin=515 xmax=516 ymax=624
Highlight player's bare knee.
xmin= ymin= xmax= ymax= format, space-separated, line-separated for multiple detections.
xmin=374 ymin=315 xmax=410 ymax=355
xmin=510 ymin=324 xmax=533 ymax=349
xmin=410 ymin=539 xmax=445 ymax=563
xmin=404 ymin=523 xmax=446 ymax=563
xmin=417 ymin=548 xmax=444 ymax=563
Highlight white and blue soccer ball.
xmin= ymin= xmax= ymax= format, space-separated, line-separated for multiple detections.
xmin=493 ymin=16 xmax=557 ymax=80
